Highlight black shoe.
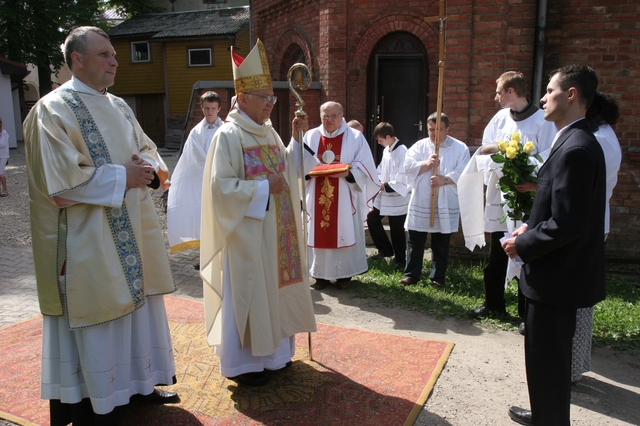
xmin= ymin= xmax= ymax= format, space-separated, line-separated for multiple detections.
xmin=508 ymin=406 xmax=532 ymax=425
xmin=467 ymin=305 xmax=506 ymax=318
xmin=194 ymin=263 xmax=200 ymax=270
xmin=336 ymin=277 xmax=352 ymax=290
xmin=143 ymin=388 xmax=180 ymax=404
xmin=228 ymin=371 xmax=269 ymax=387
xmin=312 ymin=278 xmax=330 ymax=290
xmin=518 ymin=322 xmax=525 ymax=335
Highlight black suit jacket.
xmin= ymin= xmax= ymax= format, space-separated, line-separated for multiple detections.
xmin=516 ymin=119 xmax=607 ymax=308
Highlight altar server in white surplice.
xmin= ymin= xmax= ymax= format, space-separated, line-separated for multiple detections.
xmin=303 ymin=102 xmax=379 ymax=291
xmin=167 ymin=90 xmax=223 ymax=254
xmin=200 ymin=39 xmax=317 ymax=387
xmin=462 ymin=71 xmax=556 ymax=323
xmin=400 ymin=112 xmax=470 ymax=287
xmin=367 ymin=121 xmax=411 ymax=268
xmin=23 ymin=27 xmax=178 ymax=424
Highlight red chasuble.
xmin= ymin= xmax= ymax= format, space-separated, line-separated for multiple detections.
xmin=312 ymin=134 xmax=345 ymax=248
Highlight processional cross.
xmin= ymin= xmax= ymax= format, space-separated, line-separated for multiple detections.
xmin=424 ymin=0 xmax=458 ymax=226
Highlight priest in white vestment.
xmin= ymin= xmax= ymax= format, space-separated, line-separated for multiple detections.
xmin=460 ymin=71 xmax=556 ymax=322
xmin=167 ymin=90 xmax=223 ymax=254
xmin=23 ymin=27 xmax=178 ymax=424
xmin=303 ymin=102 xmax=379 ymax=290
xmin=399 ymin=112 xmax=470 ymax=287
xmin=200 ymin=39 xmax=317 ymax=387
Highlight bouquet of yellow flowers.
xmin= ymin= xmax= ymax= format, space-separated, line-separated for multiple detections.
xmin=491 ymin=132 xmax=543 ymax=224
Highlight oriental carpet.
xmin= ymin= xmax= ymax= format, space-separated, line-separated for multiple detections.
xmin=0 ymin=295 xmax=454 ymax=426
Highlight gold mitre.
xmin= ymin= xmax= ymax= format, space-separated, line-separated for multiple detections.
xmin=231 ymin=39 xmax=272 ymax=94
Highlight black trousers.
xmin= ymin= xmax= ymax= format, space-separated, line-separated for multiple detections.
xmin=367 ymin=207 xmax=406 ymax=265
xmin=483 ymin=231 xmax=524 ymax=316
xmin=405 ymin=230 xmax=451 ymax=283
xmin=50 ymin=399 xmax=119 ymax=426
xmin=524 ymin=297 xmax=577 ymax=426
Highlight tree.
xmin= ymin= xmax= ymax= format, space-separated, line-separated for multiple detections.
xmin=0 ymin=0 xmax=160 ymax=96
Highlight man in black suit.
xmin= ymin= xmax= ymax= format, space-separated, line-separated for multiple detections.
xmin=502 ymin=65 xmax=606 ymax=426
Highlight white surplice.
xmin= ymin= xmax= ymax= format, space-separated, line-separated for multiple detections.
xmin=404 ymin=136 xmax=470 ymax=233
xmin=373 ymin=139 xmax=411 ymax=216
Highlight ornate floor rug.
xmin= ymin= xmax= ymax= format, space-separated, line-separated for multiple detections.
xmin=0 ymin=296 xmax=454 ymax=426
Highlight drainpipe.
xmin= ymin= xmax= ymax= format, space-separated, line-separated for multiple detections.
xmin=531 ymin=0 xmax=547 ymax=107
xmin=249 ymin=0 xmax=253 ymax=44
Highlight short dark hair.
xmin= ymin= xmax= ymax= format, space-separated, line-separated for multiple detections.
xmin=427 ymin=112 xmax=450 ymax=128
xmin=586 ymin=91 xmax=619 ymax=130
xmin=497 ymin=71 xmax=527 ymax=98
xmin=64 ymin=26 xmax=110 ymax=70
xmin=200 ymin=91 xmax=221 ymax=107
xmin=373 ymin=122 xmax=395 ymax=139
xmin=550 ymin=65 xmax=598 ymax=108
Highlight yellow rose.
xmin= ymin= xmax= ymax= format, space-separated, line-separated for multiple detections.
xmin=498 ymin=140 xmax=507 ymax=153
xmin=506 ymin=146 xmax=518 ymax=159
xmin=509 ymin=140 xmax=519 ymax=150
xmin=523 ymin=141 xmax=535 ymax=154
xmin=511 ymin=132 xmax=521 ymax=143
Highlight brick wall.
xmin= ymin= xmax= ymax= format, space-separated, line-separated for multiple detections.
xmin=252 ymin=0 xmax=640 ymax=269
xmin=543 ymin=1 xmax=640 ymax=273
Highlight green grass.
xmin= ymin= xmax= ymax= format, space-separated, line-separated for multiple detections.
xmin=353 ymin=257 xmax=640 ymax=352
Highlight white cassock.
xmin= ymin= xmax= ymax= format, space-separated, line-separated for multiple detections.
xmin=303 ymin=119 xmax=379 ymax=280
xmin=404 ymin=136 xmax=470 ymax=233
xmin=167 ymin=116 xmax=223 ymax=253
xmin=24 ymin=77 xmax=176 ymax=415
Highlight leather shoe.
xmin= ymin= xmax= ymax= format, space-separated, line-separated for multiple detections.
xmin=508 ymin=406 xmax=532 ymax=425
xmin=399 ymin=277 xmax=416 ymax=285
xmin=336 ymin=278 xmax=351 ymax=290
xmin=312 ymin=278 xmax=330 ymax=289
xmin=518 ymin=322 xmax=525 ymax=335
xmin=467 ymin=305 xmax=506 ymax=318
xmin=144 ymin=388 xmax=180 ymax=404
xmin=228 ymin=371 xmax=269 ymax=387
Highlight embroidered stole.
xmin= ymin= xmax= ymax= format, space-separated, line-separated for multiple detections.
xmin=243 ymin=143 xmax=303 ymax=288
xmin=313 ymin=133 xmax=344 ymax=248
xmin=57 ymin=88 xmax=145 ymax=309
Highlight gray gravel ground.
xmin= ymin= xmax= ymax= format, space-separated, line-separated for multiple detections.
xmin=1 ymin=142 xmax=639 ymax=426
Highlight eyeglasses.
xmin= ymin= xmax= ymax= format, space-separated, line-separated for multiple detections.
xmin=321 ymin=114 xmax=341 ymax=121
xmin=249 ymin=93 xmax=278 ymax=105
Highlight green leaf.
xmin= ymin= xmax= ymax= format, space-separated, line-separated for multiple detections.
xmin=491 ymin=154 xmax=506 ymax=163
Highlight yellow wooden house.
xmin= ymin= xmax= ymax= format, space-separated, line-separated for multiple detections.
xmin=107 ymin=6 xmax=250 ymax=147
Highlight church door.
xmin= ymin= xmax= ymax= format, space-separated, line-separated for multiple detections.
xmin=367 ymin=33 xmax=428 ymax=163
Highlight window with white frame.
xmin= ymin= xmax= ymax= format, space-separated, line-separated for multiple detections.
xmin=188 ymin=47 xmax=212 ymax=67
xmin=131 ymin=41 xmax=151 ymax=62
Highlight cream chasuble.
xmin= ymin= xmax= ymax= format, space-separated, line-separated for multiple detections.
xmin=24 ymin=81 xmax=175 ymax=328
xmin=200 ymin=109 xmax=316 ymax=357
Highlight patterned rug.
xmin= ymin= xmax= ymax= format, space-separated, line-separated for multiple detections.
xmin=0 ymin=296 xmax=454 ymax=426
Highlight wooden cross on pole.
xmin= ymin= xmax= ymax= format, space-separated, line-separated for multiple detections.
xmin=424 ymin=0 xmax=458 ymax=227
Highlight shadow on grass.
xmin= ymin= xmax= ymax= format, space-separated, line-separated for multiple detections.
xmin=345 ymin=257 xmax=640 ymax=351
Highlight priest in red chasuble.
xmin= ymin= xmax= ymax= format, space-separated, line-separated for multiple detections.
xmin=200 ymin=39 xmax=317 ymax=387
xmin=303 ymin=102 xmax=379 ymax=290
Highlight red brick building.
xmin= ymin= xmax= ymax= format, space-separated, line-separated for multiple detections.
xmin=250 ymin=0 xmax=639 ymax=274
